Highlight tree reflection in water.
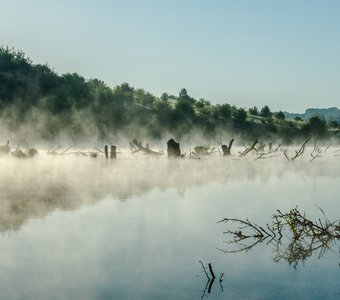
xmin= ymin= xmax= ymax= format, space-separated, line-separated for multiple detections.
xmin=218 ymin=207 xmax=340 ymax=268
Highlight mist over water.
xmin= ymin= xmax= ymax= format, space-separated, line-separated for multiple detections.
xmin=0 ymin=148 xmax=339 ymax=299
xmin=0 ymin=149 xmax=339 ymax=231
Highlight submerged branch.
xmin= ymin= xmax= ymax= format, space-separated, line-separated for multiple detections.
xmin=255 ymin=143 xmax=282 ymax=160
xmin=219 ymin=207 xmax=340 ymax=267
xmin=284 ymin=136 xmax=311 ymax=161
xmin=240 ymin=139 xmax=259 ymax=157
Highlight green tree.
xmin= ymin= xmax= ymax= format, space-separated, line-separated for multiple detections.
xmin=232 ymin=107 xmax=248 ymax=128
xmin=275 ymin=111 xmax=285 ymax=120
xmin=248 ymin=106 xmax=259 ymax=116
xmin=219 ymin=104 xmax=232 ymax=120
xmin=329 ymin=120 xmax=339 ymax=128
xmin=303 ymin=116 xmax=327 ymax=137
xmin=179 ymin=88 xmax=189 ymax=101
xmin=175 ymin=99 xmax=195 ymax=119
xmin=161 ymin=92 xmax=169 ymax=101
xmin=260 ymin=105 xmax=272 ymax=118
xmin=134 ymin=88 xmax=156 ymax=107
xmin=178 ymin=88 xmax=196 ymax=105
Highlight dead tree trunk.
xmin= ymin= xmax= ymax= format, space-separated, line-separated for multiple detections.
xmin=221 ymin=139 xmax=234 ymax=156
xmin=167 ymin=139 xmax=181 ymax=157
xmin=104 ymin=145 xmax=108 ymax=159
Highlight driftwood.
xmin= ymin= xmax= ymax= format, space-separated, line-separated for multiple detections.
xmin=47 ymin=146 xmax=73 ymax=155
xmin=255 ymin=143 xmax=282 ymax=160
xmin=218 ymin=207 xmax=340 ymax=268
xmin=192 ymin=145 xmax=215 ymax=156
xmin=167 ymin=139 xmax=181 ymax=157
xmin=240 ymin=139 xmax=259 ymax=157
xmin=256 ymin=141 xmax=266 ymax=152
xmin=130 ymin=140 xmax=162 ymax=156
xmin=73 ymin=150 xmax=100 ymax=157
xmin=284 ymin=136 xmax=311 ymax=161
xmin=221 ymin=139 xmax=234 ymax=156
xmin=310 ymin=137 xmax=322 ymax=161
xmin=48 ymin=146 xmax=102 ymax=157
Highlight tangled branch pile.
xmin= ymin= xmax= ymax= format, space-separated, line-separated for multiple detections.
xmin=218 ymin=207 xmax=340 ymax=267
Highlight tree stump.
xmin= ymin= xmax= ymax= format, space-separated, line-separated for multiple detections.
xmin=167 ymin=139 xmax=181 ymax=157
xmin=221 ymin=138 xmax=234 ymax=156
xmin=110 ymin=145 xmax=117 ymax=159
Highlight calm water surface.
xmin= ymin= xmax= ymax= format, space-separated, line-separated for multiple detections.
xmin=0 ymin=154 xmax=339 ymax=299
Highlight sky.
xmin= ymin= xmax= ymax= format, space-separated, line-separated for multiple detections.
xmin=0 ymin=0 xmax=339 ymax=113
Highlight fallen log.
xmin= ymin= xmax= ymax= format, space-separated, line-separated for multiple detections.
xmin=130 ymin=140 xmax=162 ymax=156
xmin=192 ymin=145 xmax=215 ymax=156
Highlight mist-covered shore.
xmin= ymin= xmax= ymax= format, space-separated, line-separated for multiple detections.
xmin=1 ymin=47 xmax=339 ymax=146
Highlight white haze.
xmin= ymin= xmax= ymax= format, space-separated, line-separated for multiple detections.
xmin=0 ymin=146 xmax=339 ymax=299
xmin=0 ymin=145 xmax=339 ymax=233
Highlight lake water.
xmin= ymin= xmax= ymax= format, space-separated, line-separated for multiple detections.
xmin=0 ymin=152 xmax=339 ymax=299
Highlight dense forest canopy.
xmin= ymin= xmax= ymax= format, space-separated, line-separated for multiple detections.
xmin=0 ymin=47 xmax=339 ymax=144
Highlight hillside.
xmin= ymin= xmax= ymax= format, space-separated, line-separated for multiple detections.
xmin=284 ymin=107 xmax=340 ymax=123
xmin=0 ymin=47 xmax=338 ymax=144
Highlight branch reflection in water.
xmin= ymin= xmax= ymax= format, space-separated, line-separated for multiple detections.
xmin=218 ymin=207 xmax=340 ymax=268
xmin=198 ymin=261 xmax=224 ymax=299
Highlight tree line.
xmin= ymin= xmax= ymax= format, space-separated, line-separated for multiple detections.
xmin=0 ymin=47 xmax=338 ymax=143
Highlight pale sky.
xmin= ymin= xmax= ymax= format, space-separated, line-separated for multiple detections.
xmin=1 ymin=0 xmax=339 ymax=112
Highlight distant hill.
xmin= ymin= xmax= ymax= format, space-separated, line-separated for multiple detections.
xmin=284 ymin=107 xmax=340 ymax=123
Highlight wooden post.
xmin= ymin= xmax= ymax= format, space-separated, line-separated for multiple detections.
xmin=104 ymin=145 xmax=108 ymax=159
xmin=110 ymin=145 xmax=117 ymax=159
